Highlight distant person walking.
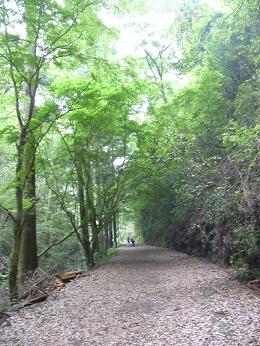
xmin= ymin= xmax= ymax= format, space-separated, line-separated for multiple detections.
xmin=127 ymin=236 xmax=130 ymax=247
xmin=130 ymin=237 xmax=135 ymax=247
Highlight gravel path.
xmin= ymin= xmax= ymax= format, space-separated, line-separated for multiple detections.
xmin=1 ymin=245 xmax=260 ymax=346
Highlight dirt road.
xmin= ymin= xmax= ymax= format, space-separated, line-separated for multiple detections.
xmin=1 ymin=245 xmax=259 ymax=345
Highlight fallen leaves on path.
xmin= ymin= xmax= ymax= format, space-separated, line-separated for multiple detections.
xmin=0 ymin=246 xmax=259 ymax=346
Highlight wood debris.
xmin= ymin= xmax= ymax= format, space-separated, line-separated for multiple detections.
xmin=16 ymin=270 xmax=85 ymax=309
xmin=55 ymin=270 xmax=83 ymax=283
xmin=247 ymin=279 xmax=260 ymax=294
xmin=23 ymin=294 xmax=49 ymax=307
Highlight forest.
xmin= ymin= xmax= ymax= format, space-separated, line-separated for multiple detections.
xmin=0 ymin=0 xmax=259 ymax=310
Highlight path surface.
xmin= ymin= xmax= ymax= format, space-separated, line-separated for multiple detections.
xmin=1 ymin=245 xmax=260 ymax=346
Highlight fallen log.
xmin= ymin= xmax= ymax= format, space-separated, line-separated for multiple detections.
xmin=55 ymin=270 xmax=83 ymax=283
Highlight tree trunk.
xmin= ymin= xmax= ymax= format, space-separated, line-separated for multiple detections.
xmin=78 ymin=166 xmax=93 ymax=267
xmin=43 ymin=188 xmax=52 ymax=257
xmin=9 ymin=221 xmax=22 ymax=301
xmin=99 ymin=227 xmax=107 ymax=256
xmin=16 ymin=8 xmax=40 ymax=286
xmin=9 ymin=143 xmax=25 ymax=300
xmin=18 ymin=150 xmax=38 ymax=287
xmin=105 ymin=226 xmax=108 ymax=251
xmin=109 ymin=219 xmax=113 ymax=248
xmin=113 ymin=212 xmax=118 ymax=248
xmin=91 ymin=224 xmax=100 ymax=264
xmin=17 ymin=138 xmax=38 ymax=292
xmin=9 ymin=128 xmax=38 ymax=298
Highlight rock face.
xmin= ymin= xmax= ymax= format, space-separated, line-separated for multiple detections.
xmin=0 ymin=245 xmax=260 ymax=345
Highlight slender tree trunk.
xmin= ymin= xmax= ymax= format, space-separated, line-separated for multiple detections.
xmin=43 ymin=188 xmax=52 ymax=250
xmin=113 ymin=212 xmax=118 ymax=248
xmin=105 ymin=226 xmax=108 ymax=251
xmin=78 ymin=165 xmax=93 ymax=267
xmin=109 ymin=219 xmax=113 ymax=248
xmin=91 ymin=224 xmax=100 ymax=263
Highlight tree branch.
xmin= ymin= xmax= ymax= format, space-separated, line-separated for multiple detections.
xmin=0 ymin=202 xmax=16 ymax=223
xmin=37 ymin=230 xmax=75 ymax=257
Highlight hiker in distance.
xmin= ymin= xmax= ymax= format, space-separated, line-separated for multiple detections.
xmin=130 ymin=236 xmax=135 ymax=247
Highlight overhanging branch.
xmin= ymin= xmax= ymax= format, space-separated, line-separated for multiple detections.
xmin=37 ymin=230 xmax=75 ymax=257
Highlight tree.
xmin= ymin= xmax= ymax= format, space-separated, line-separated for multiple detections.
xmin=38 ymin=62 xmax=142 ymax=266
xmin=0 ymin=0 xmax=102 ymax=299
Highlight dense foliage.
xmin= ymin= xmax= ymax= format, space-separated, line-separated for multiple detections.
xmin=131 ymin=0 xmax=260 ymax=278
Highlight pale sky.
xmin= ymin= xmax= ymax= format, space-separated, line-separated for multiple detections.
xmin=100 ymin=0 xmax=227 ymax=59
